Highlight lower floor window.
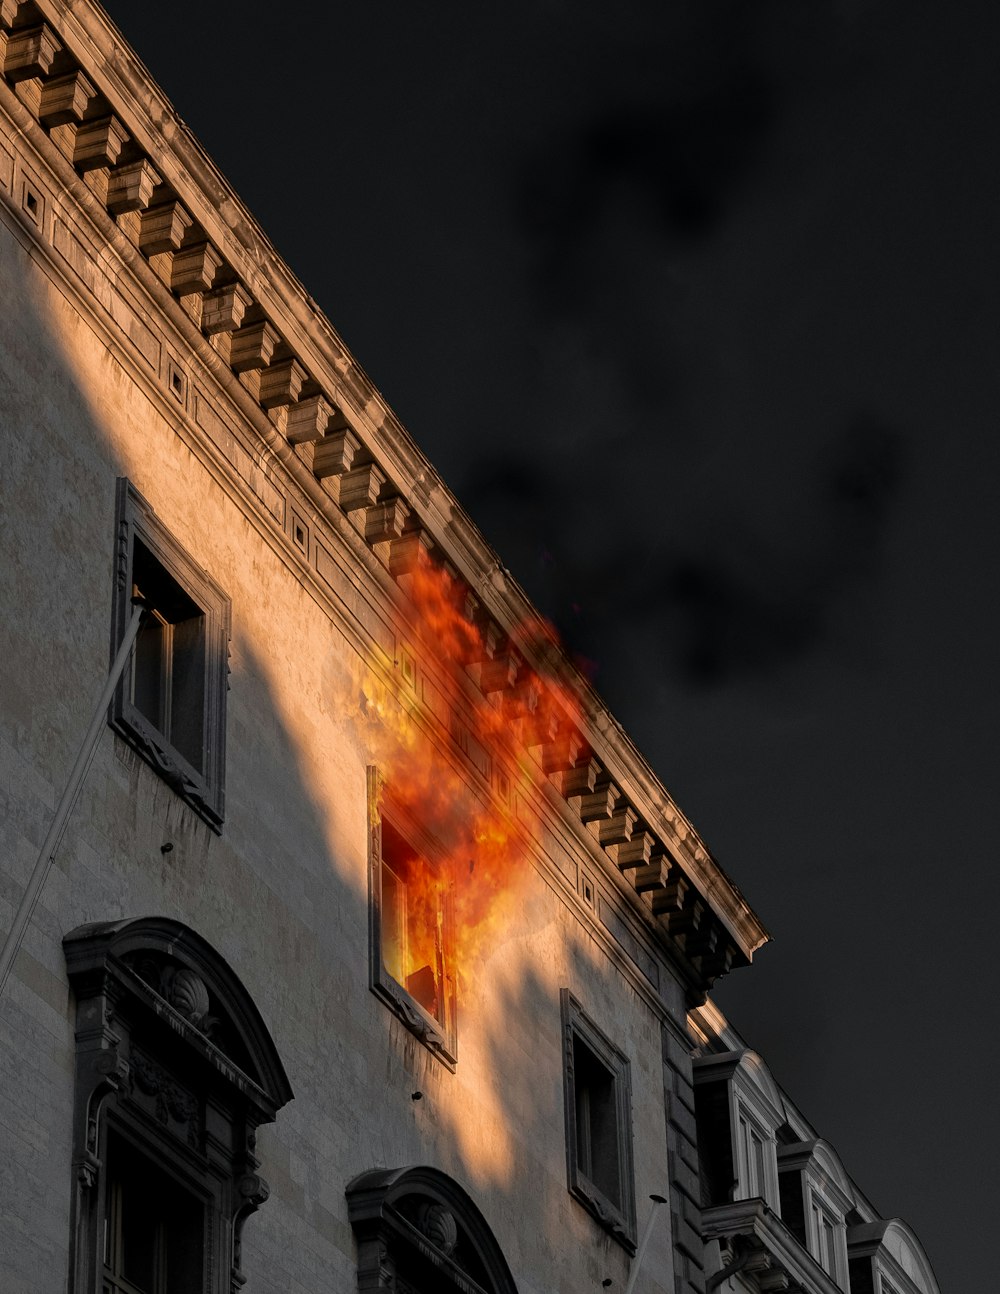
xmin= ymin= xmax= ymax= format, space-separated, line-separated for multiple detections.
xmin=103 ymin=1132 xmax=205 ymax=1294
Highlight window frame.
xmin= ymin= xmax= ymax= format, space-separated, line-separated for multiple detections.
xmin=560 ymin=988 xmax=636 ymax=1251
xmin=367 ymin=767 xmax=458 ymax=1069
xmin=110 ymin=478 xmax=230 ymax=831
xmin=63 ymin=917 xmax=293 ymax=1294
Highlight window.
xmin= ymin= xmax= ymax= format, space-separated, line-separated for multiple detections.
xmin=736 ymin=1109 xmax=770 ymax=1200
xmin=561 ymin=989 xmax=636 ymax=1250
xmin=64 ymin=917 xmax=293 ymax=1294
xmin=368 ymin=770 xmax=457 ymax=1067
xmin=777 ymin=1139 xmax=852 ymax=1287
xmin=812 ymin=1198 xmax=839 ymax=1278
xmin=347 ymin=1166 xmax=518 ymax=1294
xmin=103 ymin=1132 xmax=205 ymax=1294
xmin=110 ymin=479 xmax=230 ymax=830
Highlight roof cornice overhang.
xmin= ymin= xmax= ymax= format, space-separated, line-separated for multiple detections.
xmin=3 ymin=0 xmax=770 ymax=984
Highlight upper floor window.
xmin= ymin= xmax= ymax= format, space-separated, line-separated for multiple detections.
xmin=368 ymin=770 xmax=457 ymax=1067
xmin=692 ymin=1048 xmax=783 ymax=1211
xmin=811 ymin=1196 xmax=840 ymax=1279
xmin=110 ymin=479 xmax=230 ymax=831
xmin=777 ymin=1138 xmax=853 ymax=1288
xmin=561 ymin=989 xmax=636 ymax=1251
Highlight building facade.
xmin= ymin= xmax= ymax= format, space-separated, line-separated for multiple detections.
xmin=0 ymin=4 xmax=940 ymax=1293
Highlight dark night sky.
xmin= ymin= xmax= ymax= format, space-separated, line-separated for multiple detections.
xmin=101 ymin=1 xmax=999 ymax=1284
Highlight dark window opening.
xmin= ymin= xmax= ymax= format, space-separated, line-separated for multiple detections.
xmin=103 ymin=1132 xmax=205 ymax=1294
xmin=561 ymin=989 xmax=636 ymax=1250
xmin=573 ymin=1033 xmax=622 ymax=1208
xmin=132 ymin=539 xmax=207 ymax=773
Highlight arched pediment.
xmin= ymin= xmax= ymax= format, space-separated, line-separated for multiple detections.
xmin=693 ymin=1048 xmax=786 ymax=1129
xmin=64 ymin=915 xmax=293 ymax=1118
xmin=735 ymin=1050 xmax=786 ymax=1122
xmin=347 ymin=1165 xmax=518 ymax=1294
xmin=778 ymin=1137 xmax=853 ymax=1200
xmin=848 ymin=1218 xmax=941 ymax=1294
xmin=807 ymin=1138 xmax=853 ymax=1199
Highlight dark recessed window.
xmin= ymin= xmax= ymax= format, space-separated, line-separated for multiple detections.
xmin=368 ymin=770 xmax=457 ymax=1068
xmin=110 ymin=479 xmax=230 ymax=830
xmin=103 ymin=1132 xmax=205 ymax=1294
xmin=561 ymin=989 xmax=636 ymax=1250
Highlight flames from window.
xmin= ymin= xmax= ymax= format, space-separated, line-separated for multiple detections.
xmin=365 ymin=561 xmax=587 ymax=997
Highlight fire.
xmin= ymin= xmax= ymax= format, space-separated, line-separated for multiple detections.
xmin=363 ymin=561 xmax=586 ymax=1013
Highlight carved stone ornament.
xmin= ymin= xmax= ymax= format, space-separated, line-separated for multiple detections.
xmin=164 ymin=965 xmax=211 ymax=1026
xmin=416 ymin=1201 xmax=458 ymax=1255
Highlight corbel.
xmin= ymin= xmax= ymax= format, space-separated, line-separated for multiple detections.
xmin=2 ymin=22 xmax=61 ymax=82
xmin=37 ymin=69 xmax=96 ymax=126
xmin=106 ymin=157 xmax=160 ymax=213
xmin=258 ymin=357 xmax=307 ymax=409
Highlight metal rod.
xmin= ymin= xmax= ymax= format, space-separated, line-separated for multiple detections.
xmin=623 ymin=1193 xmax=668 ymax=1294
xmin=0 ymin=602 xmax=146 ymax=1001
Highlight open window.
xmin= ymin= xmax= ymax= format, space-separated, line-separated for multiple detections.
xmin=63 ymin=917 xmax=293 ymax=1294
xmin=110 ymin=478 xmax=230 ymax=831
xmin=560 ymin=989 xmax=636 ymax=1251
xmin=368 ymin=769 xmax=457 ymax=1067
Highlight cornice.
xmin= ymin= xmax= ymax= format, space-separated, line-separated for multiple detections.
xmin=2 ymin=0 xmax=770 ymax=980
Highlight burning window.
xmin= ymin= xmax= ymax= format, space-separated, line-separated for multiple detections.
xmin=369 ymin=772 xmax=457 ymax=1067
xmin=561 ymin=990 xmax=636 ymax=1250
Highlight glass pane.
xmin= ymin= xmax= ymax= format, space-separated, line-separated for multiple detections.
xmin=169 ymin=613 xmax=206 ymax=771
xmin=118 ymin=1184 xmax=158 ymax=1291
xmin=750 ymin=1129 xmax=766 ymax=1196
xmin=381 ymin=861 xmax=406 ymax=985
xmin=573 ymin=1034 xmax=620 ymax=1206
xmin=132 ymin=614 xmax=165 ymax=730
xmin=104 ymin=1133 xmax=204 ymax=1294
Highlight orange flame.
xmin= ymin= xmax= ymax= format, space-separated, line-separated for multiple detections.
xmin=365 ymin=562 xmax=586 ymax=1007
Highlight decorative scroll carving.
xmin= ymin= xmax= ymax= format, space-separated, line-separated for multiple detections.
xmin=128 ymin=1044 xmax=201 ymax=1149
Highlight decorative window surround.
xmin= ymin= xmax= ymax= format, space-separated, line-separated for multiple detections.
xmin=561 ymin=989 xmax=636 ymax=1251
xmin=110 ymin=477 xmax=230 ymax=831
xmin=63 ymin=916 xmax=293 ymax=1294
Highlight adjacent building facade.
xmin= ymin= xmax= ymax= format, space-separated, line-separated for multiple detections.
xmin=0 ymin=4 xmax=941 ymax=1293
